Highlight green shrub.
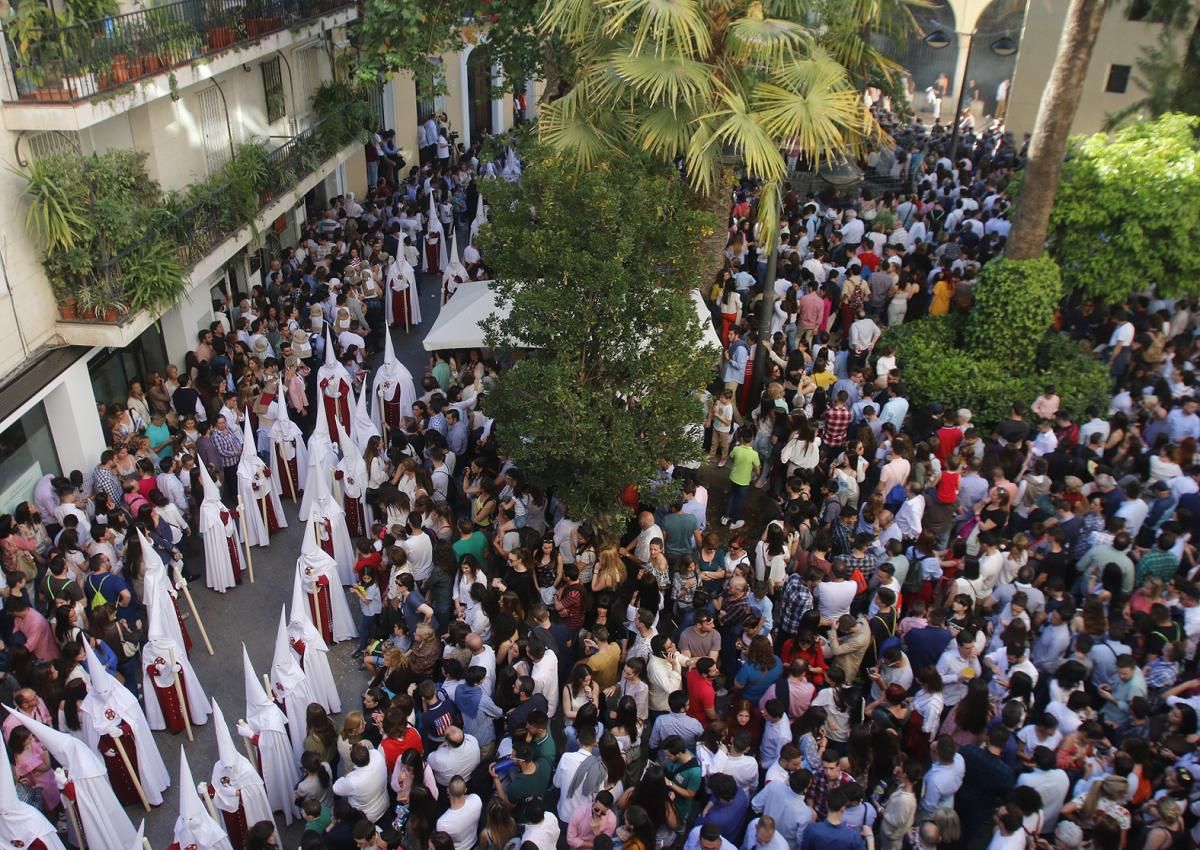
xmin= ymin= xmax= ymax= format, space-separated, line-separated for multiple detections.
xmin=965 ymin=256 xmax=1062 ymax=364
xmin=882 ymin=316 xmax=1109 ymax=430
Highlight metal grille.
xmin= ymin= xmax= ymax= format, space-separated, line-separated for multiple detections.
xmin=197 ymin=86 xmax=230 ymax=174
xmin=366 ymin=84 xmax=384 ymax=127
xmin=26 ymin=130 xmax=81 ymax=160
xmin=295 ymin=45 xmax=322 ymax=114
xmin=415 ymin=58 xmax=443 ymax=123
xmin=262 ymin=57 xmax=285 ymax=123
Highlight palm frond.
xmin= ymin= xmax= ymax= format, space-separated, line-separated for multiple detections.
xmin=632 ymin=104 xmax=697 ymax=159
xmin=726 ymin=11 xmax=810 ymax=64
xmin=697 ymin=86 xmax=789 ymax=183
xmin=540 ymin=0 xmax=600 ymax=38
xmin=538 ymin=89 xmax=624 ymax=171
xmin=607 ymin=51 xmax=714 ymax=109
xmin=683 ymin=117 xmax=722 ymax=196
xmin=754 ymin=55 xmax=869 ymax=165
xmin=601 ymin=0 xmax=713 ymax=58
xmin=757 ymin=180 xmax=782 ymax=254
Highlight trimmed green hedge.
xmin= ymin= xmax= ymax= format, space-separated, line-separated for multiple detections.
xmin=965 ymin=256 xmax=1062 ymax=365
xmin=881 ymin=315 xmax=1109 ymax=429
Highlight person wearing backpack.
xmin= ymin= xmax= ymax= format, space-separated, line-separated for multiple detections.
xmin=864 ymin=587 xmax=900 ymax=670
xmin=82 ymin=552 xmax=132 ymax=615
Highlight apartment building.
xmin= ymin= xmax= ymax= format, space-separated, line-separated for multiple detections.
xmin=0 ymin=0 xmax=529 ymax=511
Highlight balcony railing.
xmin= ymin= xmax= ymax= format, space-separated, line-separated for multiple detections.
xmin=4 ymin=0 xmax=352 ymax=104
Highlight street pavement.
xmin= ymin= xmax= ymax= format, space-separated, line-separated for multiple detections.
xmin=134 ymin=269 xmax=443 ymax=848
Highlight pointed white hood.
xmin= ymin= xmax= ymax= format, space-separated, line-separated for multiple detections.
xmin=443 ymin=226 xmax=468 ymax=293
xmin=237 ymin=416 xmax=260 ymax=475
xmin=210 ymin=698 xmax=261 ymax=796
xmin=83 ymin=640 xmax=118 ymax=701
xmin=198 ymin=458 xmax=223 ymax=504
xmin=241 ymin=645 xmax=286 ymax=734
xmin=270 ymin=608 xmax=307 ymax=694
xmin=271 ymin=389 xmax=297 ymax=437
xmin=289 ymin=569 xmax=329 ymax=652
xmin=352 ymin=380 xmax=379 ymax=452
xmin=5 ymin=706 xmax=107 ymax=780
xmin=175 ymin=748 xmax=229 ymax=850
xmin=130 ymin=822 xmax=145 ymax=850
xmin=323 ymin=328 xmax=337 ymax=370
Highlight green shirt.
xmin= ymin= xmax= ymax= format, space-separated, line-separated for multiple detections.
xmin=432 ymin=361 xmax=452 ymax=391
xmin=728 ymin=444 xmax=760 ymax=487
xmin=453 ymin=531 xmax=489 ymax=567
xmin=661 ymin=511 xmax=699 ymax=557
xmin=303 ymin=809 xmax=332 ymax=834
xmin=666 ymin=758 xmax=703 ymax=821
xmin=145 ymin=421 xmax=173 ymax=457
xmin=504 ymin=760 xmax=550 ymax=807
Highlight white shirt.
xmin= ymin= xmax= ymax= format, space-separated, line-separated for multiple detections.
xmin=818 ymin=580 xmax=857 ymax=621
xmin=437 ymin=795 xmax=483 ymax=850
xmin=742 ymin=820 xmax=790 ymax=850
xmin=713 ymin=751 xmax=760 ymax=796
xmin=427 ymin=735 xmax=482 ymax=786
xmin=522 ymin=817 xmax=560 ymax=850
xmin=1016 ymin=768 xmax=1069 ymax=832
xmin=987 ymin=830 xmax=1027 ymax=850
xmin=531 ymin=649 xmax=560 ymax=716
xmin=402 ymin=531 xmax=434 ymax=581
xmin=553 ymin=749 xmax=591 ymax=822
xmin=331 ymin=748 xmax=389 ymax=822
xmin=936 ymin=646 xmax=981 ymax=707
xmin=895 ymin=494 xmax=925 ymax=538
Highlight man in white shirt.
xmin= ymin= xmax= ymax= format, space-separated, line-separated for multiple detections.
xmin=621 ymin=511 xmax=664 ymax=568
xmin=817 ymin=564 xmax=858 ymax=623
xmin=1015 ymin=747 xmax=1069 ymax=834
xmin=936 ymin=631 xmax=981 ymax=708
xmin=401 ymin=517 xmax=434 ymax=581
xmin=840 ymin=210 xmax=865 ymax=247
xmin=332 ymin=742 xmax=389 ymax=822
xmin=713 ymin=732 xmax=760 ymax=796
xmin=554 ymin=728 xmax=596 ymax=822
xmin=895 ymin=485 xmax=926 ymax=539
xmin=427 ymin=727 xmax=481 ymax=787
xmin=436 ymin=776 xmax=482 ymax=850
xmin=467 ymin=634 xmax=496 ymax=695
xmin=848 ymin=313 xmax=881 ymax=355
xmin=521 ymin=799 xmax=560 ymax=849
xmin=529 ymin=640 xmax=559 ymax=716
xmin=743 ymin=817 xmax=789 ymax=850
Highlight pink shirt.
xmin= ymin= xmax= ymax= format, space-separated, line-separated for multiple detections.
xmin=798 ymin=292 xmax=825 ymax=331
xmin=567 ymin=800 xmax=617 ymax=849
xmin=14 ymin=609 xmax=59 ymax=663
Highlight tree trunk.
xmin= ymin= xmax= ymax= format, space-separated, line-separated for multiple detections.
xmin=1006 ymin=0 xmax=1108 ymax=260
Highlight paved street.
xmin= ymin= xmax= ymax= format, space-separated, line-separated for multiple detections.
xmin=134 ymin=269 xmax=444 ymax=848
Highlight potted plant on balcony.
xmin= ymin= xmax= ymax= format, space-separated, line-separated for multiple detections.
xmin=124 ymin=239 xmax=186 ymax=314
xmin=204 ymin=0 xmax=236 ymax=51
xmin=90 ymin=31 xmax=135 ymax=88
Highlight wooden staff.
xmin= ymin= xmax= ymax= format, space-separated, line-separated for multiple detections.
xmin=143 ymin=837 xmax=153 ymax=850
xmin=167 ymin=646 xmax=193 ymax=741
xmin=311 ymin=583 xmax=325 ymax=646
xmin=238 ymin=718 xmax=257 ymax=767
xmin=112 ymin=733 xmax=151 ymax=812
xmin=63 ymin=793 xmax=86 ymax=850
xmin=237 ymin=497 xmax=255 ymax=583
xmin=403 ymin=285 xmax=410 ymax=334
xmin=197 ymin=782 xmax=222 ymax=824
xmin=281 ymin=441 xmax=299 ymax=502
xmin=313 ymin=518 xmax=322 ymax=549
xmin=173 ymin=563 xmax=214 ymax=656
xmin=262 ymin=673 xmax=273 ymax=702
xmin=260 ymin=491 xmax=270 ymax=535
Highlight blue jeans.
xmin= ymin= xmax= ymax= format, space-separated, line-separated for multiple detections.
xmin=724 ymin=482 xmax=749 ymax=521
xmin=357 ymin=614 xmax=378 ymax=652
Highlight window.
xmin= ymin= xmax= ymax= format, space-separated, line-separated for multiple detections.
xmin=415 ymin=58 xmax=445 ymax=123
xmin=0 ymin=404 xmax=59 ymax=515
xmin=197 ymin=86 xmax=231 ymax=174
xmin=293 ymin=45 xmax=323 ymax=129
xmin=262 ymin=58 xmax=285 ymax=123
xmin=1105 ymin=64 xmax=1131 ymax=94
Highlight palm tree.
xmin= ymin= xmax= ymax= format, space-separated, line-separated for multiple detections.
xmin=537 ymin=0 xmax=917 ymax=246
xmin=1006 ymin=0 xmax=1108 ymax=260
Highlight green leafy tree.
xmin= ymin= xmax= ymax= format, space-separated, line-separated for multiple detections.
xmin=353 ymin=0 xmax=561 ymax=98
xmin=1047 ymin=113 xmax=1200 ymax=301
xmin=477 ymin=147 xmax=718 ymax=527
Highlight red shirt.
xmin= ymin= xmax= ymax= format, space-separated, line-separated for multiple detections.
xmin=354 ymin=551 xmax=383 ymax=581
xmin=380 ymin=727 xmax=423 ymax=773
xmin=935 ymin=425 xmax=964 ymax=461
xmin=857 ymin=249 xmax=881 ymax=272
xmin=686 ymin=667 xmax=716 ymax=726
xmin=936 ymin=470 xmax=960 ymax=505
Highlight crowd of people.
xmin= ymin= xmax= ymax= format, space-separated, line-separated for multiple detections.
xmin=1 ymin=105 xmax=1199 ymax=850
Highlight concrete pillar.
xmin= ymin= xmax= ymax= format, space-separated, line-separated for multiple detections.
xmin=457 ymin=48 xmax=472 ymax=142
xmin=44 ymin=358 xmax=106 ymax=475
xmin=159 ymin=285 xmax=215 ymax=367
xmin=491 ymin=65 xmax=506 ymax=133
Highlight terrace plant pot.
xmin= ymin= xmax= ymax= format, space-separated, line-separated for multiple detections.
xmin=59 ymin=298 xmax=79 ymax=320
xmin=207 ymin=26 xmax=235 ymax=49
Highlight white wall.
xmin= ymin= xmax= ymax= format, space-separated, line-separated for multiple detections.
xmin=43 ymin=357 xmax=107 ymax=475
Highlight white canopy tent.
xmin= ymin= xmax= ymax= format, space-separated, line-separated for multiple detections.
xmin=423 ymin=281 xmax=722 ymax=353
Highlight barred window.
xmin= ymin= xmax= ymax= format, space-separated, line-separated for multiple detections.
xmin=262 ymin=58 xmax=286 ymax=123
